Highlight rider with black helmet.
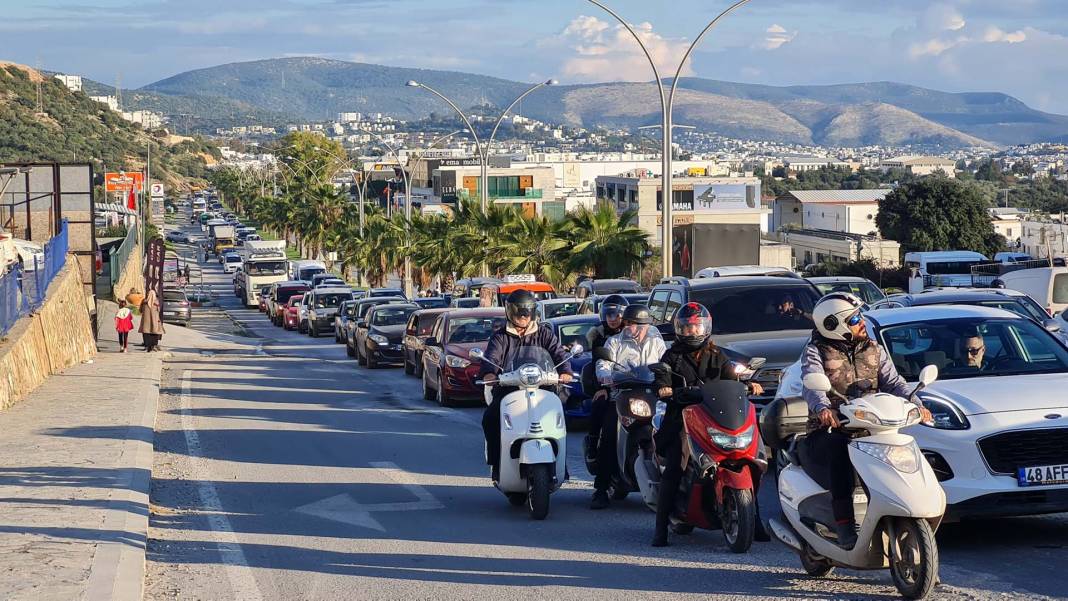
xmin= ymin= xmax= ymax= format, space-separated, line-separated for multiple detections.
xmin=583 ymin=294 xmax=630 ymax=462
xmin=650 ymin=302 xmax=766 ymax=546
xmin=589 ymin=304 xmax=666 ymax=509
xmin=480 ymin=289 xmax=574 ymax=478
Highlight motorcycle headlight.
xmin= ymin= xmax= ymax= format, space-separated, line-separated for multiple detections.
xmin=707 ymin=424 xmax=754 ymax=450
xmin=369 ymin=334 xmax=388 ymax=345
xmin=628 ymin=398 xmax=652 ymax=418
xmin=444 ymin=354 xmax=471 ymax=369
xmin=853 ymin=440 xmax=921 ymax=473
xmin=519 ymin=364 xmax=542 ymax=386
xmin=921 ymin=397 xmax=970 ymax=430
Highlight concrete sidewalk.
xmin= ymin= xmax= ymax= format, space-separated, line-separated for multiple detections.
xmin=0 ymin=299 xmax=253 ymax=601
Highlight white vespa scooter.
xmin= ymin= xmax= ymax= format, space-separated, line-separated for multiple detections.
xmin=768 ymin=365 xmax=946 ymax=600
xmin=471 ymin=344 xmax=580 ymax=520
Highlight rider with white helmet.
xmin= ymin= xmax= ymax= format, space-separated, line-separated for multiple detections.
xmin=801 ymin=292 xmax=931 ymax=549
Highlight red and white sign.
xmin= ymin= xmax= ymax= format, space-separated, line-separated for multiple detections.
xmin=104 ymin=171 xmax=144 ymax=193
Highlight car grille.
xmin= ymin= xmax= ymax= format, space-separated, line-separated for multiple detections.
xmin=978 ymin=428 xmax=1068 ymax=474
xmin=751 ymin=368 xmax=783 ymax=405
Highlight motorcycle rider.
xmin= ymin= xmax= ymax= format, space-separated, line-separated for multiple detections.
xmin=584 ymin=294 xmax=630 ymax=461
xmin=802 ymin=292 xmax=932 ymax=549
xmin=650 ymin=302 xmax=765 ymax=547
xmin=480 ymin=289 xmax=573 ymax=479
xmin=590 ymin=304 xmax=666 ymax=510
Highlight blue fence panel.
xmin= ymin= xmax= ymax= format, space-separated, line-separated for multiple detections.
xmin=0 ymin=219 xmax=69 ymax=337
xmin=0 ymin=264 xmax=20 ymax=337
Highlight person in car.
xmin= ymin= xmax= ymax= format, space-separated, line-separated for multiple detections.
xmin=801 ymin=292 xmax=931 ymax=549
xmin=583 ymin=294 xmax=629 ymax=463
xmin=958 ymin=335 xmax=988 ymax=370
xmin=589 ymin=304 xmax=665 ymax=510
xmin=650 ymin=302 xmax=764 ymax=546
xmin=480 ymin=289 xmax=573 ymax=478
xmin=776 ymin=294 xmax=811 ymax=322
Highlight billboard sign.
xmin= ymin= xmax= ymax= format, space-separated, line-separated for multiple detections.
xmin=685 ymin=183 xmax=756 ymax=211
xmin=150 ymin=183 xmax=165 ymax=198
xmin=104 ymin=171 xmax=144 ymax=193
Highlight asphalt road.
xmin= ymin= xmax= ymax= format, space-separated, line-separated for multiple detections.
xmin=145 ymin=216 xmax=1068 ymax=600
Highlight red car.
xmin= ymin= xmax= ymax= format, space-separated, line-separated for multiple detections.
xmin=283 ymin=294 xmax=304 ymax=330
xmin=421 ymin=308 xmax=506 ymax=407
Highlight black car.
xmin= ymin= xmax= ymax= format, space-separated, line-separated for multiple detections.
xmin=355 ymin=303 xmax=419 ymax=368
xmin=335 ymin=300 xmax=360 ymax=344
xmin=575 ymin=277 xmax=643 ymax=299
xmin=345 ymin=297 xmax=407 ymax=357
xmin=577 ymin=293 xmax=649 ymax=316
xmin=402 ymin=308 xmax=451 ymax=376
xmin=370 ymin=287 xmax=406 ymax=299
xmin=647 ymin=276 xmax=822 ymax=405
xmin=414 ymin=297 xmax=450 ymax=309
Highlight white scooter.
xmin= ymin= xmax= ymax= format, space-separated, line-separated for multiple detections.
xmin=471 ymin=344 xmax=580 ymax=520
xmin=768 ymin=365 xmax=946 ymax=600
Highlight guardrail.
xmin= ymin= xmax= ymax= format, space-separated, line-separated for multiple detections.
xmin=0 ymin=219 xmax=69 ymax=337
xmin=109 ymin=226 xmax=139 ymax=290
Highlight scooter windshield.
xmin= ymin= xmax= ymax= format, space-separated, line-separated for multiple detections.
xmin=699 ymin=380 xmax=750 ymax=432
xmin=609 ymin=365 xmax=656 ymax=386
xmin=506 ymin=346 xmax=558 ymax=374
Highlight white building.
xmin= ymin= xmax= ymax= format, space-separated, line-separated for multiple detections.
xmin=121 ymin=110 xmax=164 ymax=129
xmin=54 ymin=74 xmax=82 ymax=92
xmin=338 ymin=112 xmax=362 ymax=123
xmin=90 ymin=95 xmax=119 ymax=111
xmin=782 ymin=155 xmax=851 ymax=173
xmin=880 ymin=155 xmax=956 ymax=178
xmin=772 ymin=189 xmax=889 ymax=235
xmin=781 ymin=228 xmax=901 ymax=268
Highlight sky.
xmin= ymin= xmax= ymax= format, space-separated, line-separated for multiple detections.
xmin=3 ymin=0 xmax=1068 ymax=113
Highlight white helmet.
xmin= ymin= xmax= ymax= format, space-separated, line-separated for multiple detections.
xmin=813 ymin=292 xmax=865 ymax=341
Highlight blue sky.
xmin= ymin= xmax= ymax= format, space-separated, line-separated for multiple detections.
xmin=4 ymin=0 xmax=1068 ymax=113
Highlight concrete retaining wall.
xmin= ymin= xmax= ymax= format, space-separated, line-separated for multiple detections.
xmin=0 ymin=255 xmax=97 ymax=410
xmin=112 ymin=242 xmax=145 ymax=302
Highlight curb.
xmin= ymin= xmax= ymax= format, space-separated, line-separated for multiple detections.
xmin=83 ymin=351 xmax=164 ymax=601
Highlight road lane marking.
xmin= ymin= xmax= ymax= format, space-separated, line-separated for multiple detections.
xmin=180 ymin=370 xmax=265 ymax=601
xmin=292 ymin=461 xmax=444 ymax=531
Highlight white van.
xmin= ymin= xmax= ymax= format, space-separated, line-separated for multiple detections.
xmin=998 ymin=267 xmax=1068 ymax=315
xmin=903 ymin=251 xmax=988 ymax=288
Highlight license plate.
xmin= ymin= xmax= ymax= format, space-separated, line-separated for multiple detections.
xmin=163 ymin=311 xmax=176 ymax=316
xmin=1018 ymin=464 xmax=1068 ymax=486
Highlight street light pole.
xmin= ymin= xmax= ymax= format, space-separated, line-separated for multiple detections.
xmin=587 ymin=0 xmax=752 ymax=279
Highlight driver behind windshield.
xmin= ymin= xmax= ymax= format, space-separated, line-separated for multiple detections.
xmin=777 ymin=294 xmax=811 ymax=322
xmin=801 ymin=292 xmax=931 ymax=550
xmin=480 ymin=289 xmax=573 ymax=480
xmin=589 ymin=304 xmax=665 ymax=511
xmin=956 ymin=335 xmax=987 ymax=370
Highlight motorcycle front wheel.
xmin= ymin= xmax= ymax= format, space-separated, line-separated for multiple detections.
xmin=721 ymin=487 xmax=755 ymax=553
xmin=890 ymin=517 xmax=939 ymax=600
xmin=527 ymin=464 xmax=552 ymax=520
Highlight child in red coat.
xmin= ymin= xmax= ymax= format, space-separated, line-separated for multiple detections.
xmin=115 ymin=300 xmax=134 ymax=352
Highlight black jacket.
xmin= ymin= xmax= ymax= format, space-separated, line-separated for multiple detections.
xmin=585 ymin=323 xmax=622 ymax=352
xmin=479 ymin=321 xmax=570 ymax=378
xmin=654 ymin=341 xmax=738 ymax=393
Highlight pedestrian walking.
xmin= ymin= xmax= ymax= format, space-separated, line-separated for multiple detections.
xmin=115 ymin=300 xmax=134 ymax=352
xmin=138 ymin=289 xmax=166 ymax=352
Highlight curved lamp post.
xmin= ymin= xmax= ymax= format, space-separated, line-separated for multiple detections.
xmin=586 ymin=0 xmax=752 ymax=278
xmin=406 ymin=78 xmax=557 ymax=276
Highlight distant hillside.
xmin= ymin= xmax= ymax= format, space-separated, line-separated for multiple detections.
xmin=0 ymin=63 xmax=220 ymax=189
xmin=132 ymin=57 xmax=1068 ymax=148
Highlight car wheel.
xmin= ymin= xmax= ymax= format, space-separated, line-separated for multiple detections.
xmin=357 ymin=341 xmax=367 ymax=366
xmin=437 ymin=378 xmax=454 ymax=408
xmin=403 ymin=354 xmax=415 ymax=375
xmin=422 ymin=368 xmax=435 ymax=400
xmin=414 ymin=353 xmax=424 ymax=378
xmin=334 ymin=328 xmax=341 ymax=343
xmin=346 ymin=339 xmax=355 ymax=357
xmin=309 ymin=324 xmax=318 ymax=338
xmin=366 ymin=346 xmax=378 ymax=369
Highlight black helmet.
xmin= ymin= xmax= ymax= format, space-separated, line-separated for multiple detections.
xmin=505 ymin=288 xmax=537 ymax=326
xmin=599 ymin=293 xmax=630 ymax=322
xmin=673 ymin=302 xmax=712 ymax=348
xmin=622 ymin=304 xmax=653 ymax=325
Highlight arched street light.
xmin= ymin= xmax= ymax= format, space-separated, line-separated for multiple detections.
xmin=586 ymin=0 xmax=752 ymax=278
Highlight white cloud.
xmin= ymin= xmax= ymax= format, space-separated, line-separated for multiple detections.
xmin=920 ymin=3 xmax=966 ymax=32
xmin=762 ymin=24 xmax=796 ymax=50
xmin=557 ymin=16 xmax=694 ymax=82
xmin=983 ymin=26 xmax=1027 ymax=43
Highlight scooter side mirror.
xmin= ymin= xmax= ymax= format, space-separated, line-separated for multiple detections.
xmin=748 ymin=357 xmax=767 ymax=371
xmin=592 ymin=347 xmax=613 ymax=362
xmin=468 ymin=347 xmax=485 ymax=360
xmin=802 ymin=372 xmax=833 ymax=393
xmin=917 ymin=364 xmax=938 ymax=387
xmin=569 ymin=343 xmax=584 ymax=356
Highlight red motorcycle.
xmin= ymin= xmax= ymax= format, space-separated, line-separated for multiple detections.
xmin=638 ymin=361 xmax=767 ymax=553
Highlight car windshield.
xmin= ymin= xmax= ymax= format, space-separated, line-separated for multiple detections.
xmin=371 ymin=289 xmax=404 ymax=298
xmin=815 ymin=281 xmax=884 ymax=304
xmin=314 ymin=293 xmax=351 ymax=309
xmin=879 ymin=317 xmax=1068 ymax=381
xmin=288 ymin=295 xmax=304 ymax=306
xmin=245 ymin=260 xmax=286 ymax=275
xmin=162 ymin=291 xmax=186 ymax=302
xmin=969 ymin=300 xmax=1048 ymax=323
xmin=276 ymin=287 xmax=308 ymax=303
xmin=226 ymin=255 xmax=242 ymax=263
xmin=690 ymin=286 xmax=818 ymax=334
xmin=505 ymin=346 xmax=557 ymax=373
xmin=453 ymin=298 xmax=481 ymax=308
xmin=415 ymin=298 xmax=449 ymax=309
xmin=300 ymin=267 xmax=325 ymax=280
xmin=372 ymin=306 xmax=415 ymax=326
xmin=543 ymin=301 xmax=581 ymax=318
xmin=447 ymin=317 xmax=506 ymax=343
xmin=558 ymin=323 xmax=595 ymax=348
xmin=925 ymin=260 xmax=983 ymax=275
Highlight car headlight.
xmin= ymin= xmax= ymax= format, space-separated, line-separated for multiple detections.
xmin=629 ymin=398 xmax=652 ymax=418
xmin=707 ymin=424 xmax=754 ymax=450
xmin=445 ymin=354 xmax=471 ymax=369
xmin=519 ymin=364 xmax=542 ymax=386
xmin=921 ymin=396 xmax=970 ymax=430
xmin=853 ymin=440 xmax=921 ymax=473
xmin=369 ymin=334 xmax=388 ymax=345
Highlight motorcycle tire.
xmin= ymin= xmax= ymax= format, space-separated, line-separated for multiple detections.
xmin=722 ymin=487 xmax=756 ymax=554
xmin=507 ymin=492 xmax=527 ymax=507
xmin=799 ymin=543 xmax=834 ymax=577
xmin=890 ymin=517 xmax=939 ymax=600
xmin=527 ymin=464 xmax=552 ymax=520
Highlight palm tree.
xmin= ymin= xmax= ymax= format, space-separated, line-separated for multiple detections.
xmin=494 ymin=214 xmax=573 ymax=289
xmin=566 ymin=203 xmax=652 ymax=279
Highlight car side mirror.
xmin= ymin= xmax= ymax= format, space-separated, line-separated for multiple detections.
xmin=802 ymin=373 xmax=833 ymax=393
xmin=592 ymin=347 xmax=613 ymax=362
xmin=1043 ymin=318 xmax=1062 ymax=333
xmin=468 ymin=347 xmax=485 ymax=360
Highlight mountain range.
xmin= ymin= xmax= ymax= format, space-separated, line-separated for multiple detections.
xmin=108 ymin=57 xmax=1068 ymax=148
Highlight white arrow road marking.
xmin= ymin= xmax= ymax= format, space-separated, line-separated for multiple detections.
xmin=292 ymin=461 xmax=444 ymax=532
